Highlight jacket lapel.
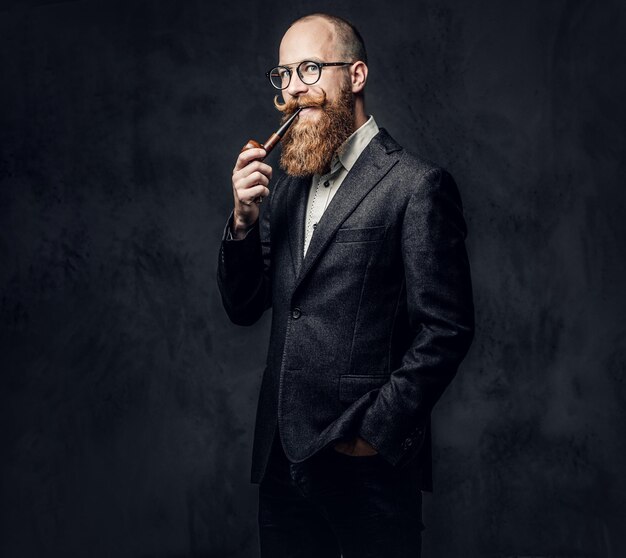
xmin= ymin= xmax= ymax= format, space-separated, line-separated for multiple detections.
xmin=282 ymin=174 xmax=309 ymax=278
xmin=287 ymin=128 xmax=402 ymax=294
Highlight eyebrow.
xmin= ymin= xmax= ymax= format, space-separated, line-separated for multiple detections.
xmin=277 ymin=57 xmax=324 ymax=67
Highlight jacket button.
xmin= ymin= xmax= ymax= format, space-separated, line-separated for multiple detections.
xmin=291 ymin=307 xmax=302 ymax=319
xmin=402 ymin=437 xmax=413 ymax=450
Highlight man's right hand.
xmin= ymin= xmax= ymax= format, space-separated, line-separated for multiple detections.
xmin=231 ymin=147 xmax=273 ymax=239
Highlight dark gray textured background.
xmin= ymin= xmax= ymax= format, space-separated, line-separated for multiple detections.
xmin=1 ymin=1 xmax=625 ymax=556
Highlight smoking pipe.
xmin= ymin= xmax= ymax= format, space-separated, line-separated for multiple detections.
xmin=240 ymin=107 xmax=303 ymax=203
xmin=241 ymin=107 xmax=302 ymax=155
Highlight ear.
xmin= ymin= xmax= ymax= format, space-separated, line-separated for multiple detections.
xmin=350 ymin=61 xmax=368 ymax=94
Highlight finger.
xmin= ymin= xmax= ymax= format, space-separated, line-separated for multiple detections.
xmin=239 ymin=185 xmax=269 ymax=204
xmin=234 ymin=160 xmax=273 ymax=183
xmin=233 ymin=148 xmax=267 ymax=172
xmin=246 ymin=160 xmax=273 ymax=179
xmin=232 ymin=161 xmax=272 ymax=187
xmin=235 ymin=171 xmax=270 ymax=191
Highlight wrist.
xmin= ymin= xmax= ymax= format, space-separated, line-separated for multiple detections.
xmin=232 ymin=214 xmax=255 ymax=239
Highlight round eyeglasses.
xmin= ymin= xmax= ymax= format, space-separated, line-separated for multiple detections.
xmin=266 ymin=60 xmax=352 ymax=90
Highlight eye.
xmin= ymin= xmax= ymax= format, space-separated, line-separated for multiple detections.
xmin=301 ymin=62 xmax=319 ymax=75
xmin=277 ymin=68 xmax=291 ymax=80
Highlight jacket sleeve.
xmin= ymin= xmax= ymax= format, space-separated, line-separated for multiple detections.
xmin=216 ymin=191 xmax=273 ymax=326
xmin=357 ymin=167 xmax=475 ymax=467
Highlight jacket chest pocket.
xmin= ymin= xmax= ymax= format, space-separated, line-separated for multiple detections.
xmin=334 ymin=225 xmax=386 ymax=243
xmin=339 ymin=374 xmax=389 ymax=403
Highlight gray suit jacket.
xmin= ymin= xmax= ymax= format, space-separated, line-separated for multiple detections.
xmin=217 ymin=128 xmax=474 ymax=491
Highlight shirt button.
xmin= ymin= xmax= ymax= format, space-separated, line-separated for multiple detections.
xmin=291 ymin=307 xmax=302 ymax=319
xmin=323 ymin=180 xmax=330 ymax=187
xmin=313 ymin=222 xmax=318 ymax=229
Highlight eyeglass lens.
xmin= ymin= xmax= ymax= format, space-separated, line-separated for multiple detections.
xmin=268 ymin=61 xmax=321 ymax=89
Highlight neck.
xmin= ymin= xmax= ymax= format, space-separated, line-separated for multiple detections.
xmin=353 ymin=96 xmax=368 ymax=130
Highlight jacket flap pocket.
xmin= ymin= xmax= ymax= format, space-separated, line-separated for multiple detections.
xmin=339 ymin=374 xmax=389 ymax=403
xmin=335 ymin=225 xmax=386 ymax=243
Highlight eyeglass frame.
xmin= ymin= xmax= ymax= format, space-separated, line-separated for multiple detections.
xmin=265 ymin=60 xmax=353 ymax=90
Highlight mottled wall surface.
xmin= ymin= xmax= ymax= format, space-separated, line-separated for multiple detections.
xmin=1 ymin=1 xmax=624 ymax=557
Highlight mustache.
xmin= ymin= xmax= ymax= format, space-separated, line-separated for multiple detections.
xmin=273 ymin=90 xmax=328 ymax=117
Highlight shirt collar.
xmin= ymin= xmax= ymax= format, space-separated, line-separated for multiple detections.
xmin=324 ymin=115 xmax=380 ymax=177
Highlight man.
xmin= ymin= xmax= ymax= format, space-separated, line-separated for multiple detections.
xmin=217 ymin=13 xmax=474 ymax=558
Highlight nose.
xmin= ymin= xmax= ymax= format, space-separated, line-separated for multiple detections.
xmin=285 ymin=70 xmax=308 ymax=98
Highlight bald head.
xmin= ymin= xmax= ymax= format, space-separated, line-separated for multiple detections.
xmin=289 ymin=13 xmax=367 ymax=65
xmin=277 ymin=12 xmax=370 ymax=133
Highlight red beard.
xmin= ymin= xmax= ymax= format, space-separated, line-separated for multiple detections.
xmin=274 ymin=84 xmax=355 ymax=177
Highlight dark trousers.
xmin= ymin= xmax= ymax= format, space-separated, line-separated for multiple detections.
xmin=258 ymin=430 xmax=424 ymax=558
